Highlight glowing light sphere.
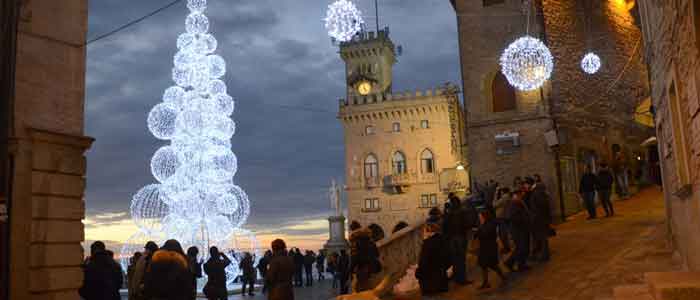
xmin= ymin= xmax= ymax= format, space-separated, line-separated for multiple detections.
xmin=499 ymin=35 xmax=554 ymax=91
xmin=580 ymin=52 xmax=601 ymax=74
xmin=123 ymin=0 xmax=256 ymax=289
xmin=324 ymin=0 xmax=364 ymax=42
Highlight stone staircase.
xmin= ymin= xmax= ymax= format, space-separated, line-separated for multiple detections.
xmin=614 ymin=272 xmax=700 ymax=300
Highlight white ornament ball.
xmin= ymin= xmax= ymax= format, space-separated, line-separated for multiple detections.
xmin=187 ymin=0 xmax=207 ymax=13
xmin=216 ymin=192 xmax=240 ymax=214
xmin=208 ymin=80 xmax=227 ymax=96
xmin=172 ymin=67 xmax=192 ymax=87
xmin=131 ymin=184 xmax=170 ymax=232
xmin=223 ymin=185 xmax=250 ymax=228
xmin=499 ymin=35 xmax=554 ymax=91
xmin=151 ymin=146 xmax=181 ymax=183
xmin=147 ymin=103 xmax=179 ymax=140
xmin=208 ymin=55 xmax=226 ymax=79
xmin=199 ymin=34 xmax=218 ymax=54
xmin=186 ymin=13 xmax=209 ymax=34
xmin=213 ymin=93 xmax=234 ymax=116
xmin=163 ymin=86 xmax=186 ymax=108
xmin=177 ymin=33 xmax=196 ymax=50
xmin=324 ymin=0 xmax=364 ymax=42
xmin=581 ymin=52 xmax=601 ymax=74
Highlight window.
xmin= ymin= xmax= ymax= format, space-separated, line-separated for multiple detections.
xmin=492 ymin=71 xmax=516 ymax=112
xmin=392 ymin=122 xmax=401 ymax=132
xmin=420 ymin=120 xmax=429 ymax=129
xmin=365 ymin=125 xmax=375 ymax=135
xmin=392 ymin=151 xmax=407 ymax=174
xmin=364 ymin=198 xmax=380 ymax=210
xmin=420 ymin=149 xmax=435 ymax=173
xmin=420 ymin=193 xmax=438 ymax=208
xmin=668 ymin=79 xmax=693 ymax=187
xmin=364 ymin=154 xmax=378 ymax=179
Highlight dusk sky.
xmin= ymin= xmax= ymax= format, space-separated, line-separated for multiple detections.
xmin=84 ymin=0 xmax=461 ymax=251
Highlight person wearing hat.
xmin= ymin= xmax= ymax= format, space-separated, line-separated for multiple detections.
xmin=415 ymin=218 xmax=450 ymax=295
xmin=128 ymin=241 xmax=158 ymax=300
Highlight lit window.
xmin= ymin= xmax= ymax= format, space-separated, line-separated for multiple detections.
xmin=421 ymin=149 xmax=434 ymax=173
xmin=364 ymin=154 xmax=378 ymax=179
xmin=420 ymin=194 xmax=439 ymax=208
xmin=420 ymin=194 xmax=429 ymax=208
xmin=365 ymin=125 xmax=375 ymax=135
xmin=364 ymin=198 xmax=380 ymax=210
xmin=420 ymin=120 xmax=429 ymax=129
xmin=392 ymin=151 xmax=407 ymax=174
xmin=392 ymin=122 xmax=401 ymax=132
xmin=429 ymin=194 xmax=438 ymax=207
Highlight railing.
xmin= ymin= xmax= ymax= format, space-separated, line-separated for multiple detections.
xmin=386 ymin=173 xmax=416 ymax=187
xmin=361 ymin=221 xmax=426 ymax=298
xmin=365 ymin=177 xmax=381 ymax=189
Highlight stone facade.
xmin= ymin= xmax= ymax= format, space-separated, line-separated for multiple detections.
xmin=4 ymin=1 xmax=93 ymax=299
xmin=450 ymin=0 xmax=653 ymax=219
xmin=338 ymin=30 xmax=467 ymax=238
xmin=637 ymin=0 xmax=700 ymax=271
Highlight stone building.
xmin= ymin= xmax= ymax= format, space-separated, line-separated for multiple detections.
xmin=637 ymin=0 xmax=700 ymax=271
xmin=337 ymin=29 xmax=467 ymax=239
xmin=449 ymin=0 xmax=654 ymax=219
xmin=1 ymin=0 xmax=93 ymax=299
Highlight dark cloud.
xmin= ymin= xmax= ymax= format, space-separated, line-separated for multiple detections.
xmin=85 ymin=0 xmax=460 ymax=241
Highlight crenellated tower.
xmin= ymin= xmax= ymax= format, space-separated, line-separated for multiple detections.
xmin=339 ymin=28 xmax=396 ymax=99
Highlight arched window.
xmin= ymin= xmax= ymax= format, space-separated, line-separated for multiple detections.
xmin=492 ymin=71 xmax=516 ymax=112
xmin=364 ymin=154 xmax=378 ymax=179
xmin=392 ymin=151 xmax=407 ymax=174
xmin=392 ymin=221 xmax=409 ymax=234
xmin=368 ymin=224 xmax=385 ymax=241
xmin=421 ymin=149 xmax=434 ymax=173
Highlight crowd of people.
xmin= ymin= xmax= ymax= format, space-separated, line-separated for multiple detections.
xmin=79 ymin=234 xmax=370 ymax=300
xmin=415 ymin=175 xmax=556 ymax=296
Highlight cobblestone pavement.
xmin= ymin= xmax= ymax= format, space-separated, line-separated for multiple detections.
xmin=226 ymin=279 xmax=337 ymax=300
xmin=432 ymin=187 xmax=682 ymax=300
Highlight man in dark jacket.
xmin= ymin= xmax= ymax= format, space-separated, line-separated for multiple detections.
xmin=416 ymin=220 xmax=450 ymax=295
xmin=303 ymin=250 xmax=315 ymax=286
xmin=442 ymin=193 xmax=474 ymax=285
xmin=79 ymin=247 xmax=122 ymax=300
xmin=337 ymin=249 xmax=350 ymax=294
xmin=528 ymin=178 xmax=552 ymax=262
xmin=597 ymin=163 xmax=616 ymax=217
xmin=579 ymin=165 xmax=598 ymax=219
xmin=504 ymin=193 xmax=531 ymax=272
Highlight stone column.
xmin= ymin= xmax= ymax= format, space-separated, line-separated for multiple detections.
xmin=324 ymin=215 xmax=349 ymax=255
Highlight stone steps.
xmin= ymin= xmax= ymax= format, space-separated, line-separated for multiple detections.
xmin=613 ymin=272 xmax=700 ymax=300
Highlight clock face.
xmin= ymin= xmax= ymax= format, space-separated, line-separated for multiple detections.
xmin=357 ymin=81 xmax=372 ymax=95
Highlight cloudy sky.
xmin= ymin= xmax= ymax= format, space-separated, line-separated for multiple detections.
xmin=84 ymin=0 xmax=461 ymax=251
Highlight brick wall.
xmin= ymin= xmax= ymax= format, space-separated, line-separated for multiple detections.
xmin=638 ymin=0 xmax=700 ymax=271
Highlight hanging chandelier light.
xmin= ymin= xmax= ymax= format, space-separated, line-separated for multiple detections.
xmin=580 ymin=52 xmax=601 ymax=74
xmin=324 ymin=0 xmax=364 ymax=42
xmin=500 ymin=35 xmax=554 ymax=91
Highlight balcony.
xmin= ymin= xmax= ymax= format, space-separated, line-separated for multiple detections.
xmin=364 ymin=177 xmax=381 ymax=189
xmin=386 ymin=173 xmax=416 ymax=193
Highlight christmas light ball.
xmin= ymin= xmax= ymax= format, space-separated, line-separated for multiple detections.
xmin=499 ymin=35 xmax=554 ymax=91
xmin=151 ymin=146 xmax=181 ymax=183
xmin=581 ymin=52 xmax=601 ymax=74
xmin=185 ymin=13 xmax=209 ymax=34
xmin=324 ymin=0 xmax=364 ymax=42
xmin=130 ymin=184 xmax=170 ymax=232
xmin=148 ymin=103 xmax=179 ymax=140
xmin=187 ymin=0 xmax=207 ymax=13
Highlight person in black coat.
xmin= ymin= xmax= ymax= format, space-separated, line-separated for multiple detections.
xmin=203 ymin=246 xmax=231 ymax=300
xmin=475 ymin=211 xmax=506 ymax=290
xmin=415 ymin=220 xmax=450 ymax=295
xmin=292 ymin=248 xmax=304 ymax=287
xmin=527 ymin=178 xmax=552 ymax=262
xmin=442 ymin=193 xmax=474 ymax=285
xmin=337 ymin=250 xmax=351 ymax=294
xmin=597 ymin=163 xmax=616 ymax=217
xmin=579 ymin=165 xmax=598 ymax=219
xmin=504 ymin=192 xmax=531 ymax=272
xmin=79 ymin=249 xmax=122 ymax=300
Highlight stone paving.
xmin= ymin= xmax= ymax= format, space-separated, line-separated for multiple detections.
xmin=432 ymin=187 xmax=682 ymax=300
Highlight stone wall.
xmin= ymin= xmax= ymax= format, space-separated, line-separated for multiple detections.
xmin=7 ymin=1 xmax=93 ymax=299
xmin=637 ymin=0 xmax=700 ymax=271
xmin=369 ymin=221 xmax=425 ymax=296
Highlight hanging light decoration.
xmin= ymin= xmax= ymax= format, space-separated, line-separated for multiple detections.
xmin=324 ymin=0 xmax=364 ymax=42
xmin=580 ymin=52 xmax=601 ymax=75
xmin=121 ymin=0 xmax=259 ymax=288
xmin=499 ymin=35 xmax=554 ymax=91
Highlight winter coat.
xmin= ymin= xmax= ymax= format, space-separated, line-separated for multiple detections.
xmin=303 ymin=253 xmax=315 ymax=272
xmin=509 ymin=200 xmax=531 ymax=231
xmin=415 ymin=233 xmax=450 ymax=295
xmin=530 ymin=185 xmax=552 ymax=225
xmin=293 ymin=252 xmax=305 ymax=271
xmin=128 ymin=254 xmax=151 ymax=300
xmin=266 ymin=253 xmax=295 ymax=300
xmin=143 ymin=250 xmax=193 ymax=300
xmin=349 ymin=228 xmax=380 ymax=273
xmin=337 ymin=253 xmax=350 ymax=281
xmin=257 ymin=256 xmax=270 ymax=277
xmin=475 ymin=219 xmax=500 ymax=268
xmin=597 ymin=169 xmax=615 ymax=190
xmin=203 ymin=255 xmax=231 ymax=299
xmin=493 ymin=194 xmax=512 ymax=219
xmin=240 ymin=256 xmax=257 ymax=281
xmin=316 ymin=254 xmax=326 ymax=272
xmin=579 ymin=172 xmax=597 ymax=193
xmin=79 ymin=251 xmax=122 ymax=300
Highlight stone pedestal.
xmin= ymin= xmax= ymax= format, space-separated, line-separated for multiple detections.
xmin=324 ymin=216 xmax=349 ymax=255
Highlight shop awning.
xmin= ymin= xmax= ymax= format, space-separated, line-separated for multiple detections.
xmin=635 ymin=97 xmax=654 ymax=127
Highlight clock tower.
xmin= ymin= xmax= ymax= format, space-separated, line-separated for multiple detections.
xmin=339 ymin=28 xmax=396 ymax=98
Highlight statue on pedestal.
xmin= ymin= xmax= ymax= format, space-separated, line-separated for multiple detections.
xmin=324 ymin=179 xmax=349 ymax=255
